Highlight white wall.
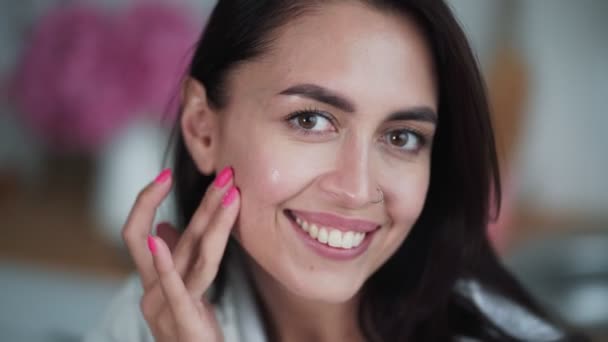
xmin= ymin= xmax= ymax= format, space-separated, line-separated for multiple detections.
xmin=513 ymin=0 xmax=608 ymax=216
xmin=449 ymin=0 xmax=608 ymax=218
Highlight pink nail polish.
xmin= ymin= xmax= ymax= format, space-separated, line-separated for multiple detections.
xmin=147 ymin=236 xmax=157 ymax=255
xmin=214 ymin=166 xmax=233 ymax=188
xmin=222 ymin=186 xmax=239 ymax=207
xmin=154 ymin=169 xmax=172 ymax=184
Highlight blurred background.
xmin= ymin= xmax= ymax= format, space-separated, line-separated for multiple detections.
xmin=0 ymin=0 xmax=606 ymax=341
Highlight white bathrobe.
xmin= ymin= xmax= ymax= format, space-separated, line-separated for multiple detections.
xmin=84 ymin=259 xmax=565 ymax=342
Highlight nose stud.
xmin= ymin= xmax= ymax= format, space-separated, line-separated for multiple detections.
xmin=371 ymin=187 xmax=384 ymax=204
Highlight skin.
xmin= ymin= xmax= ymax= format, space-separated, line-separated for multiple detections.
xmin=124 ymin=2 xmax=438 ymax=342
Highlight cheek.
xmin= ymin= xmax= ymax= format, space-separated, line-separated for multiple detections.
xmin=367 ymin=165 xmax=430 ymax=270
xmin=226 ymin=128 xmax=338 ymax=208
xmin=224 ymin=134 xmax=333 ymax=237
xmin=385 ymin=165 xmax=430 ymax=232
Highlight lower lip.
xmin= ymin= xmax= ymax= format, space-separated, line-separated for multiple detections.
xmin=285 ymin=211 xmax=376 ymax=261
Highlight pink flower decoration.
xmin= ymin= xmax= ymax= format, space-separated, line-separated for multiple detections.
xmin=12 ymin=6 xmax=117 ymax=151
xmin=10 ymin=3 xmax=201 ymax=152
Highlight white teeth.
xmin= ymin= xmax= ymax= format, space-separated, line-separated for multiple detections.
xmin=318 ymin=227 xmax=329 ymax=243
xmin=353 ymin=232 xmax=364 ymax=247
xmin=342 ymin=231 xmax=354 ymax=249
xmin=309 ymin=224 xmax=319 ymax=239
xmin=296 ymin=216 xmax=310 ymax=232
xmin=328 ymin=230 xmax=342 ymax=247
xmin=293 ymin=214 xmax=368 ymax=249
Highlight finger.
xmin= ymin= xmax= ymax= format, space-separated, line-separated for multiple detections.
xmin=173 ymin=166 xmax=234 ymax=275
xmin=148 ymin=236 xmax=203 ymax=337
xmin=185 ymin=186 xmax=240 ymax=297
xmin=156 ymin=222 xmax=180 ymax=253
xmin=140 ymin=222 xmax=184 ymax=321
xmin=122 ymin=169 xmax=173 ymax=287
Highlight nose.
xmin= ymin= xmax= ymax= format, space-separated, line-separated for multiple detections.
xmin=317 ymin=136 xmax=379 ymax=209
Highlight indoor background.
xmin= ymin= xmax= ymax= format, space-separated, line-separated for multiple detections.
xmin=1 ymin=0 xmax=607 ymax=341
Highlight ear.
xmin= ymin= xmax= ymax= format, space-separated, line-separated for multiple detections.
xmin=180 ymin=77 xmax=220 ymax=176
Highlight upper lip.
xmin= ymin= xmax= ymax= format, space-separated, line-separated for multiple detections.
xmin=288 ymin=209 xmax=381 ymax=233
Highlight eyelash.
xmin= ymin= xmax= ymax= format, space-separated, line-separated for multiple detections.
xmin=382 ymin=127 xmax=427 ymax=155
xmin=284 ymin=108 xmax=428 ymax=154
xmin=285 ymin=108 xmax=337 ymax=136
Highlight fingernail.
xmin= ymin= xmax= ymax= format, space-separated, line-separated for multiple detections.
xmin=214 ymin=166 xmax=233 ymax=188
xmin=222 ymin=186 xmax=239 ymax=207
xmin=147 ymin=236 xmax=157 ymax=255
xmin=154 ymin=169 xmax=172 ymax=184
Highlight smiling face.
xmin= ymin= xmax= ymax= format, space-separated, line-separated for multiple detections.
xmin=192 ymin=2 xmax=438 ymax=303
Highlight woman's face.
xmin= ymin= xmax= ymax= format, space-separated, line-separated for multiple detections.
xmin=215 ymin=2 xmax=437 ymax=302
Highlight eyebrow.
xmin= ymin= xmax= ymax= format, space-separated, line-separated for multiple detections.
xmin=385 ymin=107 xmax=437 ymax=124
xmin=278 ymin=83 xmax=437 ymax=124
xmin=279 ymin=83 xmax=356 ymax=113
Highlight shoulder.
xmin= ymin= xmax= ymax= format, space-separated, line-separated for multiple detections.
xmin=452 ymin=278 xmax=568 ymax=341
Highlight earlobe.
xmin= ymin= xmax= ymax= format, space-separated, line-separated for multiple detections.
xmin=180 ymin=77 xmax=220 ymax=176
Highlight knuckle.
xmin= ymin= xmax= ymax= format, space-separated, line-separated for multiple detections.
xmin=158 ymin=312 xmax=175 ymax=337
xmin=135 ymin=187 xmax=152 ymax=207
xmin=196 ymin=255 xmax=219 ymax=279
xmin=141 ymin=286 xmax=163 ymax=317
xmin=121 ymin=224 xmax=142 ymax=246
xmin=194 ymin=255 xmax=207 ymax=272
xmin=140 ymin=295 xmax=155 ymax=320
xmin=200 ymin=188 xmax=221 ymax=213
xmin=197 ymin=201 xmax=212 ymax=222
xmin=121 ymin=225 xmax=134 ymax=243
xmin=205 ymin=262 xmax=220 ymax=279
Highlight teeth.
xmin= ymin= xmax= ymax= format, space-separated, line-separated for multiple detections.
xmin=318 ymin=227 xmax=328 ymax=243
xmin=296 ymin=217 xmax=309 ymax=232
xmin=293 ymin=213 xmax=368 ymax=249
xmin=328 ymin=230 xmax=342 ymax=247
xmin=342 ymin=231 xmax=354 ymax=249
xmin=353 ymin=232 xmax=364 ymax=247
xmin=302 ymin=221 xmax=309 ymax=232
xmin=309 ymin=224 xmax=319 ymax=239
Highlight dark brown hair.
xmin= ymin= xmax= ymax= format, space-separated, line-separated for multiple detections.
xmin=170 ymin=0 xmax=583 ymax=340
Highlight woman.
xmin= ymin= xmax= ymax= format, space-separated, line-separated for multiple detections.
xmin=86 ymin=0 xmax=586 ymax=341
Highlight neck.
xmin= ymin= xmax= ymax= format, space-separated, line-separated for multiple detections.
xmin=244 ymin=258 xmax=365 ymax=342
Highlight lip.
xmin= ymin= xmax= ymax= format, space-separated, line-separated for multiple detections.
xmin=284 ymin=210 xmax=377 ymax=261
xmin=288 ymin=209 xmax=380 ymax=233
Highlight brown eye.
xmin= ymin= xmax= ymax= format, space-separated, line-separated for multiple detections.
xmin=384 ymin=129 xmax=422 ymax=152
xmin=297 ymin=114 xmax=318 ymax=130
xmin=287 ymin=110 xmax=335 ymax=133
xmin=389 ymin=131 xmax=409 ymax=147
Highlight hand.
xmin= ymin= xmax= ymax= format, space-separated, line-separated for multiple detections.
xmin=122 ymin=168 xmax=240 ymax=342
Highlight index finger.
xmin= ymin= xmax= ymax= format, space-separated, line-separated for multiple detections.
xmin=122 ymin=169 xmax=173 ymax=288
xmin=173 ymin=167 xmax=234 ymax=275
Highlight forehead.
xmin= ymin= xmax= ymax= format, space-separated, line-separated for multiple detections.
xmin=229 ymin=2 xmax=437 ymax=112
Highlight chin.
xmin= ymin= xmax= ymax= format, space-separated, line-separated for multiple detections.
xmin=279 ymin=265 xmax=367 ymax=304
